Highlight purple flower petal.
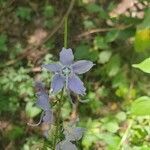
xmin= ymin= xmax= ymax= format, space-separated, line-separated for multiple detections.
xmin=72 ymin=60 xmax=94 ymax=74
xmin=35 ymin=81 xmax=50 ymax=110
xmin=59 ymin=47 xmax=74 ymax=65
xmin=56 ymin=140 xmax=77 ymax=150
xmin=43 ymin=110 xmax=53 ymax=124
xmin=51 ymin=74 xmax=65 ymax=93
xmin=64 ymin=127 xmax=85 ymax=141
xmin=68 ymin=74 xmax=86 ymax=95
xmin=36 ymin=94 xmax=50 ymax=110
xmin=42 ymin=63 xmax=62 ymax=73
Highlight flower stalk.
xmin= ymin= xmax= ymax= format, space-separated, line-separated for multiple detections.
xmin=53 ymin=90 xmax=64 ymax=149
xmin=64 ymin=17 xmax=68 ymax=48
xmin=53 ymin=17 xmax=68 ymax=149
xmin=27 ymin=0 xmax=93 ymax=149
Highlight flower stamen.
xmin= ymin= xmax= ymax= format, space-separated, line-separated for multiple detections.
xmin=62 ymin=67 xmax=71 ymax=76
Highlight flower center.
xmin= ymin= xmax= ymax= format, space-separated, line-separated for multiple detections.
xmin=62 ymin=67 xmax=71 ymax=76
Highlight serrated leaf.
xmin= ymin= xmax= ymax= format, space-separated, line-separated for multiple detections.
xmin=131 ymin=96 xmax=150 ymax=116
xmin=132 ymin=57 xmax=150 ymax=73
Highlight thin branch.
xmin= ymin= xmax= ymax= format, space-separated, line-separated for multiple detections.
xmin=76 ymin=24 xmax=132 ymax=39
xmin=27 ymin=112 xmax=44 ymax=127
xmin=117 ymin=119 xmax=133 ymax=150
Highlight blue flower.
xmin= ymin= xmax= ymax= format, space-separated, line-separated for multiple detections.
xmin=28 ymin=82 xmax=53 ymax=131
xmin=56 ymin=126 xmax=84 ymax=150
xmin=35 ymin=81 xmax=53 ymax=124
xmin=56 ymin=140 xmax=77 ymax=150
xmin=42 ymin=48 xmax=94 ymax=95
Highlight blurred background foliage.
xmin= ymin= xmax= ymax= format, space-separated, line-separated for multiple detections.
xmin=0 ymin=0 xmax=150 ymax=149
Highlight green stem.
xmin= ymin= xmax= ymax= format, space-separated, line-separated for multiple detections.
xmin=53 ymin=90 xmax=64 ymax=149
xmin=64 ymin=17 xmax=68 ymax=48
xmin=117 ymin=119 xmax=133 ymax=150
xmin=53 ymin=11 xmax=68 ymax=150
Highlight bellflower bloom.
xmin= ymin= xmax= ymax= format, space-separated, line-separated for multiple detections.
xmin=63 ymin=127 xmax=85 ymax=141
xmin=56 ymin=126 xmax=84 ymax=150
xmin=42 ymin=48 xmax=94 ymax=95
xmin=35 ymin=81 xmax=53 ymax=124
xmin=28 ymin=82 xmax=53 ymax=130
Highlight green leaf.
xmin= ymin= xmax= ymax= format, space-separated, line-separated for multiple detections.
xmin=82 ymin=119 xmax=101 ymax=149
xmin=112 ymin=72 xmax=128 ymax=88
xmin=134 ymin=29 xmax=150 ymax=52
xmin=98 ymin=50 xmax=112 ymax=64
xmin=86 ymin=3 xmax=101 ymax=13
xmin=62 ymin=101 xmax=71 ymax=119
xmin=43 ymin=5 xmax=54 ymax=18
xmin=132 ymin=57 xmax=150 ymax=73
xmin=74 ymin=44 xmax=90 ymax=59
xmin=100 ymin=133 xmax=120 ymax=149
xmin=105 ymin=30 xmax=119 ymax=43
xmin=16 ymin=7 xmax=32 ymax=21
xmin=116 ymin=112 xmax=126 ymax=122
xmin=131 ymin=96 xmax=150 ymax=116
xmin=0 ymin=34 xmax=7 ymax=52
xmin=94 ymin=36 xmax=109 ymax=50
xmin=134 ymin=8 xmax=150 ymax=52
xmin=104 ymin=121 xmax=119 ymax=133
xmin=83 ymin=20 xmax=95 ymax=29
xmin=25 ymin=101 xmax=41 ymax=118
xmin=138 ymin=8 xmax=150 ymax=29
xmin=115 ymin=86 xmax=128 ymax=98
xmin=8 ymin=126 xmax=24 ymax=140
xmin=98 ymin=7 xmax=108 ymax=19
xmin=74 ymin=44 xmax=98 ymax=61
xmin=106 ymin=54 xmax=121 ymax=77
